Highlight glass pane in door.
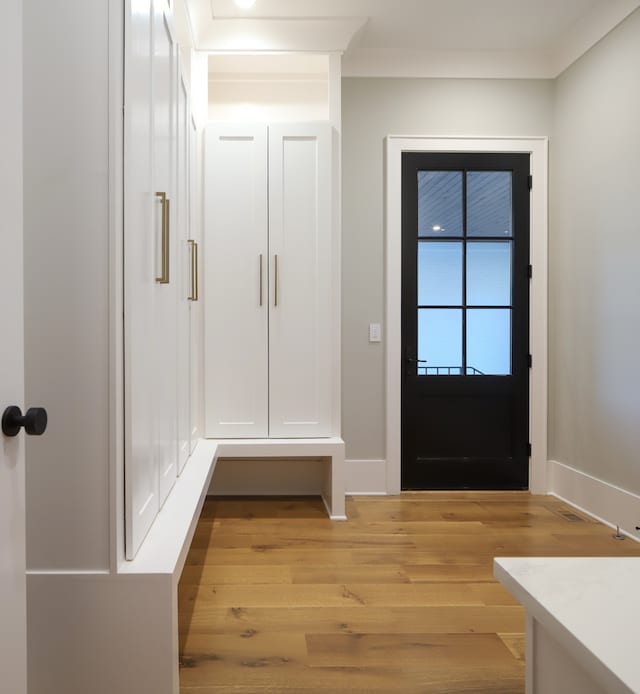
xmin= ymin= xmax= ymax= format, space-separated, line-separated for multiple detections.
xmin=418 ymin=241 xmax=463 ymax=305
xmin=467 ymin=309 xmax=511 ymax=375
xmin=466 ymin=241 xmax=512 ymax=306
xmin=418 ymin=171 xmax=463 ymax=237
xmin=418 ymin=309 xmax=462 ymax=374
xmin=467 ymin=171 xmax=512 ymax=237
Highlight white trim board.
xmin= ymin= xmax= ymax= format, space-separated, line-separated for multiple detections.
xmin=385 ymin=136 xmax=549 ymax=495
xmin=548 ymin=460 xmax=640 ymax=543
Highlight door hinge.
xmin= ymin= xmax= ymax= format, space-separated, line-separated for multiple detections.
xmin=527 ymin=175 xmax=533 ymax=190
xmin=528 ymin=264 xmax=533 ymax=279
xmin=528 ymin=354 xmax=532 ymax=368
xmin=527 ymin=443 xmax=532 ymax=457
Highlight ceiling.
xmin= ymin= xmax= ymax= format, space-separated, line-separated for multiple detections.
xmin=184 ymin=0 xmax=640 ymax=78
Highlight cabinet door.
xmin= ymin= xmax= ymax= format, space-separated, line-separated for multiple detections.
xmin=268 ymin=124 xmax=333 ymax=437
xmin=124 ymin=0 xmax=158 ymax=557
xmin=152 ymin=0 xmax=178 ymax=505
xmin=204 ymin=124 xmax=269 ymax=437
xmin=176 ymin=70 xmax=190 ymax=474
xmin=189 ymin=116 xmax=201 ymax=453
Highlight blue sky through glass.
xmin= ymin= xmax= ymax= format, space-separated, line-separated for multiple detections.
xmin=417 ymin=170 xmax=514 ymax=375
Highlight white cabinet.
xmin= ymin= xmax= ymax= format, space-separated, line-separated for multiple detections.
xmin=204 ymin=125 xmax=269 ymax=437
xmin=124 ymin=0 xmax=197 ymax=558
xmin=189 ymin=114 xmax=202 ymax=454
xmin=204 ymin=123 xmax=334 ymax=439
xmin=152 ymin=0 xmax=179 ymax=507
xmin=176 ymin=70 xmax=191 ymax=474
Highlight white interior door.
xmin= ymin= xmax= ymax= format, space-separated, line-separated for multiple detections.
xmin=0 ymin=0 xmax=27 ymax=689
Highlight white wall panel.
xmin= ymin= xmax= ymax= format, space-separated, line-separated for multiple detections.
xmin=550 ymin=7 xmax=640 ymax=495
xmin=1 ymin=0 xmax=26 ymax=686
xmin=24 ymin=0 xmax=111 ymax=570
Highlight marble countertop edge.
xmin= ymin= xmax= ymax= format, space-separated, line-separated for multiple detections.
xmin=494 ymin=557 xmax=635 ymax=694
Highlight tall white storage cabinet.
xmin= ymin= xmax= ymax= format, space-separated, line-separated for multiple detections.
xmin=124 ymin=0 xmax=199 ymax=558
xmin=124 ymin=0 xmax=178 ymax=558
xmin=204 ymin=123 xmax=334 ymax=438
xmin=204 ymin=125 xmax=269 ymax=437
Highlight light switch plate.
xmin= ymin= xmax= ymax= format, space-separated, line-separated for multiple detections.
xmin=369 ymin=323 xmax=382 ymax=343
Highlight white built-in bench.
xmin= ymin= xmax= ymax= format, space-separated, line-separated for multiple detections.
xmin=113 ymin=437 xmax=345 ymax=693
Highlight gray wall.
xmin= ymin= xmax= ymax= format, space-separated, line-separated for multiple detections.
xmin=23 ymin=0 xmax=111 ymax=569
xmin=342 ymin=78 xmax=554 ymax=461
xmin=550 ymin=9 xmax=640 ymax=493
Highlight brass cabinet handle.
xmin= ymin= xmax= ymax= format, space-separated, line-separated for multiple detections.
xmin=274 ymin=254 xmax=278 ymax=307
xmin=188 ymin=240 xmax=198 ymax=301
xmin=155 ymin=191 xmax=170 ymax=284
xmin=259 ymin=254 xmax=263 ymax=306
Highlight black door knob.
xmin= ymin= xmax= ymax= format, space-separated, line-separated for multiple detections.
xmin=2 ymin=406 xmax=48 ymax=437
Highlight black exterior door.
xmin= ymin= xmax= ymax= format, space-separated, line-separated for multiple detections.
xmin=401 ymin=152 xmax=530 ymax=490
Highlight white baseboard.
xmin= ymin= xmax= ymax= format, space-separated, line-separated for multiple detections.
xmin=345 ymin=459 xmax=388 ymax=495
xmin=548 ymin=460 xmax=640 ymax=542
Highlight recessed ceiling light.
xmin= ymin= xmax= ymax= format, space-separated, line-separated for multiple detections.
xmin=235 ymin=0 xmax=255 ymax=9
xmin=432 ymin=225 xmax=442 ymax=232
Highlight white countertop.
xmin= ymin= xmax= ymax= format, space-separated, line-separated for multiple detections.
xmin=494 ymin=557 xmax=640 ymax=694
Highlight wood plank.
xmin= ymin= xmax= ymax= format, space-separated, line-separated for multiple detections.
xmin=499 ymin=633 xmax=526 ymax=663
xmin=179 ymin=582 xmax=493 ymax=608
xmin=291 ymin=565 xmax=411 ymax=584
xmin=179 ymin=493 xmax=640 ymax=693
xmin=179 ymin=605 xmax=525 ymax=637
xmin=404 ymin=562 xmax=495 ymax=582
xmin=180 ymin=565 xmax=292 ymax=586
xmin=305 ymin=632 xmax=521 ymax=672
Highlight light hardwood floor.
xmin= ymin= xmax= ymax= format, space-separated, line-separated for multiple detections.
xmin=178 ymin=493 xmax=640 ymax=693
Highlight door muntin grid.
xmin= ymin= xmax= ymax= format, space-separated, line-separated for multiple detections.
xmin=416 ymin=170 xmax=513 ymax=376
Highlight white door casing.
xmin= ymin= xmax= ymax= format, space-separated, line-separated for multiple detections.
xmin=385 ymin=136 xmax=548 ymax=494
xmin=0 ymin=0 xmax=27 ymax=689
